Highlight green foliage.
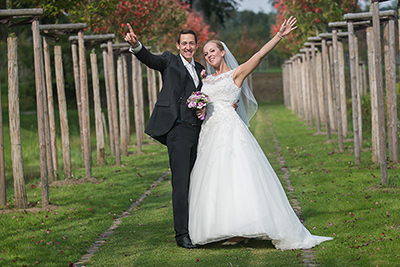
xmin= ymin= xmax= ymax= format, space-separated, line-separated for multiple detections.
xmin=272 ymin=0 xmax=359 ymax=56
xmin=216 ymin=10 xmax=285 ymax=70
xmin=18 ymin=0 xmax=78 ymax=18
xmin=184 ymin=0 xmax=239 ymax=27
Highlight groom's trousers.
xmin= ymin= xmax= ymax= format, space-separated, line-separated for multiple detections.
xmin=166 ymin=122 xmax=201 ymax=242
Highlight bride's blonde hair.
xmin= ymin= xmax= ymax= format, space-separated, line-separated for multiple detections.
xmin=203 ymin=40 xmax=224 ymax=51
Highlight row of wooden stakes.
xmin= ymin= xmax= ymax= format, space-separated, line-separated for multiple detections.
xmin=282 ymin=3 xmax=398 ymax=186
xmin=0 ymin=8 xmax=161 ymax=209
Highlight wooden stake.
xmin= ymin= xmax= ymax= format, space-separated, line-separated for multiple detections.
xmin=132 ymin=56 xmax=143 ymax=153
xmin=54 ymin=45 xmax=71 ymax=178
xmin=310 ymin=42 xmax=321 ymax=132
xmin=122 ymin=55 xmax=130 ymax=146
xmin=71 ymin=42 xmax=85 ymax=161
xmin=328 ymin=43 xmax=337 ymax=132
xmin=367 ymin=27 xmax=379 ymax=163
xmin=90 ymin=52 xmax=105 ymax=165
xmin=321 ymin=39 xmax=331 ymax=139
xmin=117 ymin=56 xmax=128 ymax=156
xmin=32 ymin=19 xmax=49 ymax=206
xmin=338 ymin=41 xmax=348 ymax=137
xmin=347 ymin=21 xmax=361 ymax=164
xmin=78 ymin=31 xmax=92 ymax=178
xmin=305 ymin=47 xmax=313 ymax=126
xmin=107 ymin=41 xmax=121 ymax=165
xmin=43 ymin=36 xmax=58 ymax=180
xmin=101 ymin=113 xmax=109 ymax=152
xmin=102 ymin=48 xmax=113 ymax=152
xmin=372 ymin=1 xmax=388 ymax=184
xmin=137 ymin=61 xmax=145 ymax=142
xmin=354 ymin=36 xmax=363 ymax=147
xmin=0 ymin=75 xmax=5 ymax=207
xmin=384 ymin=18 xmax=398 ymax=163
xmin=332 ymin=29 xmax=344 ymax=151
xmin=316 ymin=52 xmax=325 ymax=124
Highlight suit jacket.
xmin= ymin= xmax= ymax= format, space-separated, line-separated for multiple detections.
xmin=134 ymin=46 xmax=204 ymax=145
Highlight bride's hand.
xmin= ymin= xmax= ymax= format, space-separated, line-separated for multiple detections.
xmin=278 ymin=16 xmax=297 ymax=37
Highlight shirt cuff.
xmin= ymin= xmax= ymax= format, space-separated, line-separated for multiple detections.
xmin=129 ymin=42 xmax=143 ymax=54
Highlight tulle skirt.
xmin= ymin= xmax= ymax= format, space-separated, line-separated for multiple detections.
xmin=188 ymin=109 xmax=332 ymax=250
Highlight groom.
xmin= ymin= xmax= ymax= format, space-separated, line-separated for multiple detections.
xmin=125 ymin=24 xmax=204 ymax=249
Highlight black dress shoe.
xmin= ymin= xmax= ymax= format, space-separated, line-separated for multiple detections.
xmin=177 ymin=236 xmax=200 ymax=249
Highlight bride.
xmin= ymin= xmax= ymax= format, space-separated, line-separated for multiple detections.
xmin=188 ymin=16 xmax=333 ymax=250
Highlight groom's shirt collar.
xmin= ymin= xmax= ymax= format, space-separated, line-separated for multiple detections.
xmin=179 ymin=54 xmax=196 ymax=68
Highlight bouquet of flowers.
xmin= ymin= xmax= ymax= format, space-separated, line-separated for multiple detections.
xmin=186 ymin=91 xmax=210 ymax=120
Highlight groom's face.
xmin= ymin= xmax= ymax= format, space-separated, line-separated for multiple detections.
xmin=176 ymin=34 xmax=198 ymax=62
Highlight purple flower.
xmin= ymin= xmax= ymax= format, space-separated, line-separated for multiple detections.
xmin=186 ymin=91 xmax=210 ymax=111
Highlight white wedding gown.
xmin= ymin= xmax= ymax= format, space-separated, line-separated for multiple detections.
xmin=188 ymin=69 xmax=332 ymax=250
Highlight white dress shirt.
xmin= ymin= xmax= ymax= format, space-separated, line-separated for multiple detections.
xmin=179 ymin=54 xmax=199 ymax=88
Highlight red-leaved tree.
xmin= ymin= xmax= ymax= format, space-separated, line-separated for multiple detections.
xmin=67 ymin=0 xmax=215 ymax=52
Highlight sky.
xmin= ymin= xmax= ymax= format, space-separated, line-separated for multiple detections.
xmin=237 ymin=0 xmax=275 ymax=14
xmin=237 ymin=0 xmax=398 ymax=14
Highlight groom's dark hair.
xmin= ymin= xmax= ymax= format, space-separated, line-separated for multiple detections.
xmin=177 ymin=29 xmax=197 ymax=44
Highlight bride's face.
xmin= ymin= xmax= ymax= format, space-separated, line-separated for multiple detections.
xmin=203 ymin=42 xmax=225 ymax=68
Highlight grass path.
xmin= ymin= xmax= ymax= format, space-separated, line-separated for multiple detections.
xmin=1 ymin=103 xmax=398 ymax=266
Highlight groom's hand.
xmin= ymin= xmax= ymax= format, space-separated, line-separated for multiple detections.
xmin=196 ymin=107 xmax=206 ymax=120
xmin=124 ymin=23 xmax=140 ymax=48
xmin=232 ymin=100 xmax=239 ymax=111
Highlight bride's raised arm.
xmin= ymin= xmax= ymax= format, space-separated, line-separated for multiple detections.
xmin=233 ymin=16 xmax=297 ymax=88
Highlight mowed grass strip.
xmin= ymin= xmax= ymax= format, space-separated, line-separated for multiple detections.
xmin=266 ymin=104 xmax=400 ymax=267
xmin=0 ymin=140 xmax=169 ymax=266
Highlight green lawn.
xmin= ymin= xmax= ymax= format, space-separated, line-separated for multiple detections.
xmin=0 ymin=103 xmax=399 ymax=266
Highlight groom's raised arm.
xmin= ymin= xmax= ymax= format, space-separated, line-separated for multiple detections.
xmin=124 ymin=23 xmax=168 ymax=72
xmin=125 ymin=23 xmax=141 ymax=49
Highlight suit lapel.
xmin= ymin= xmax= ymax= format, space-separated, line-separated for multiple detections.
xmin=195 ymin=63 xmax=203 ymax=90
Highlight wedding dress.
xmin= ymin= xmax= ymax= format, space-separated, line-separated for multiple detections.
xmin=188 ymin=69 xmax=333 ymax=250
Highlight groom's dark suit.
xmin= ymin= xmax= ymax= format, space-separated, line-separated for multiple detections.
xmin=133 ymin=46 xmax=204 ymax=243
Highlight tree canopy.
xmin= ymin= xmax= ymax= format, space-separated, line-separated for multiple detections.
xmin=271 ymin=0 xmax=359 ymax=56
xmin=183 ymin=0 xmax=239 ymax=27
